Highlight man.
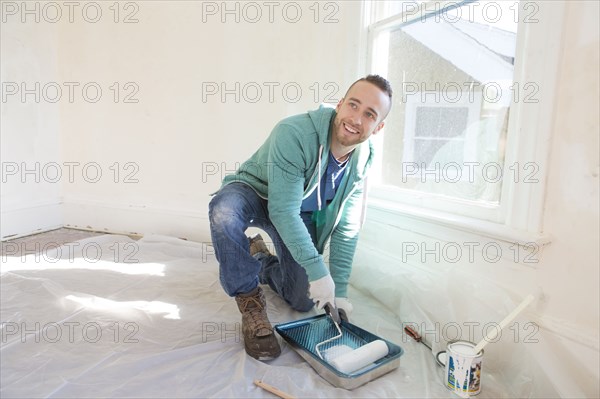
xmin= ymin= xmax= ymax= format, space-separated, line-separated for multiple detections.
xmin=208 ymin=75 xmax=392 ymax=360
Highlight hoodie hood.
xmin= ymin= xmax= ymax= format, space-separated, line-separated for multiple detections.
xmin=308 ymin=104 xmax=335 ymax=148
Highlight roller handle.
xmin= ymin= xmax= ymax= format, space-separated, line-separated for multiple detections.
xmin=338 ymin=308 xmax=349 ymax=323
xmin=324 ymin=302 xmax=341 ymax=325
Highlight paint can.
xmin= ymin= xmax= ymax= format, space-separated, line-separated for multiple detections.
xmin=444 ymin=340 xmax=483 ymax=396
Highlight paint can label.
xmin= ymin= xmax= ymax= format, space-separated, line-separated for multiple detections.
xmin=445 ymin=341 xmax=483 ymax=395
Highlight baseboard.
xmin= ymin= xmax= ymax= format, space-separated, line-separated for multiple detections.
xmin=1 ymin=200 xmax=63 ymax=240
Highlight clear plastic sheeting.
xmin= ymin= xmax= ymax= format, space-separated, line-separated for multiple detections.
xmin=3 ymin=234 xmax=512 ymax=398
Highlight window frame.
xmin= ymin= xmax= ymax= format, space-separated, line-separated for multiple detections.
xmin=362 ymin=0 xmax=564 ymax=245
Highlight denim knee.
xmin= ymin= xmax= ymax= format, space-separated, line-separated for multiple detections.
xmin=209 ymin=191 xmax=241 ymax=228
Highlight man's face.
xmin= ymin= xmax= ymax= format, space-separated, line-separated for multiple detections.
xmin=332 ymin=81 xmax=390 ymax=149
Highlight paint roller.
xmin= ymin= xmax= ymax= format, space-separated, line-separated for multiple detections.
xmin=316 ymin=303 xmax=390 ymax=374
xmin=329 ymin=340 xmax=390 ymax=374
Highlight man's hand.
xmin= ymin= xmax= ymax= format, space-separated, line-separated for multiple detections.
xmin=308 ymin=274 xmax=335 ymax=310
xmin=335 ymin=297 xmax=353 ymax=316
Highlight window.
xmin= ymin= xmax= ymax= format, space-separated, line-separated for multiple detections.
xmin=364 ymin=0 xmax=564 ymax=243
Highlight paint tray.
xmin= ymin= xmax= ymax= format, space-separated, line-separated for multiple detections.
xmin=275 ymin=314 xmax=404 ymax=390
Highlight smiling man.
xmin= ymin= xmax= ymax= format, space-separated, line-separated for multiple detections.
xmin=208 ymin=75 xmax=392 ymax=360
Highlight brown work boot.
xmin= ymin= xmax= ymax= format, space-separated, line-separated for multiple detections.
xmin=248 ymin=234 xmax=271 ymax=257
xmin=235 ymin=286 xmax=281 ymax=360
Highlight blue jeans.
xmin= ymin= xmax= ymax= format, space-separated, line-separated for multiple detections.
xmin=208 ymin=182 xmax=315 ymax=312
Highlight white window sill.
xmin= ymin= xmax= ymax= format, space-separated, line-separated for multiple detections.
xmin=367 ymin=197 xmax=551 ymax=247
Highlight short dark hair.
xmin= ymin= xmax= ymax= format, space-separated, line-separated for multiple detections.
xmin=347 ymin=74 xmax=393 ymax=101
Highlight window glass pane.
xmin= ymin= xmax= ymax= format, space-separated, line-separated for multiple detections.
xmin=415 ymin=107 xmax=469 ymax=139
xmin=379 ymin=1 xmax=518 ymax=204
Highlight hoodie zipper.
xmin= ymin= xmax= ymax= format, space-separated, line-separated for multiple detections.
xmin=302 ymin=144 xmax=326 ymax=205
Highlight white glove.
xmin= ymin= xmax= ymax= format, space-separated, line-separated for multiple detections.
xmin=335 ymin=297 xmax=354 ymax=317
xmin=308 ymin=274 xmax=335 ymax=310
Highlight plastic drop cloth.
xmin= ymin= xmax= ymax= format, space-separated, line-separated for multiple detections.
xmin=2 ymin=234 xmax=513 ymax=398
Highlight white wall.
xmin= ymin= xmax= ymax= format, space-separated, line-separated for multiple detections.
xmin=1 ymin=18 xmax=62 ymax=239
xmin=352 ymin=1 xmax=599 ymax=397
xmin=56 ymin=2 xmax=364 ymax=241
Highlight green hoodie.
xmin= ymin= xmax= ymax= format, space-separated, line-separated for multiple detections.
xmin=221 ymin=105 xmax=374 ymax=297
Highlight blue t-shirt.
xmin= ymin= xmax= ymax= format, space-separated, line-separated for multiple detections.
xmin=301 ymin=151 xmax=351 ymax=213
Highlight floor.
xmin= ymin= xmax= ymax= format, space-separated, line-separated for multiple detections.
xmin=1 ymin=228 xmax=131 ymax=257
xmin=1 ymin=230 xmax=538 ymax=397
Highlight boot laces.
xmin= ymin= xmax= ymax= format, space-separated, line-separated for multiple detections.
xmin=239 ymin=296 xmax=272 ymax=334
